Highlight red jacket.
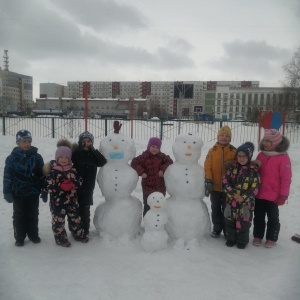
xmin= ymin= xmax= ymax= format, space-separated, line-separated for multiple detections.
xmin=131 ymin=150 xmax=173 ymax=196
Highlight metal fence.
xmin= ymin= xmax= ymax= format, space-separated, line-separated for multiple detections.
xmin=1 ymin=117 xmax=300 ymax=144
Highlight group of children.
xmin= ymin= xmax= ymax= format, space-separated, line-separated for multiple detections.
xmin=204 ymin=125 xmax=292 ymax=249
xmin=3 ymin=125 xmax=292 ymax=249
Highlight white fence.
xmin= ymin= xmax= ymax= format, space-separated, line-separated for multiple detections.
xmin=1 ymin=117 xmax=300 ymax=144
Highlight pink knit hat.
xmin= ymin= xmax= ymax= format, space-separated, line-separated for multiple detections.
xmin=147 ymin=137 xmax=162 ymax=151
xmin=263 ymin=129 xmax=282 ymax=149
xmin=55 ymin=146 xmax=72 ymax=162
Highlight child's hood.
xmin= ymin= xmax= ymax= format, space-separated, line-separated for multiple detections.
xmin=43 ymin=160 xmax=58 ymax=176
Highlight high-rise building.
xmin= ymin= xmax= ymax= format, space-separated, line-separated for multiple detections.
xmin=0 ymin=67 xmax=33 ymax=113
xmin=40 ymin=83 xmax=67 ymax=98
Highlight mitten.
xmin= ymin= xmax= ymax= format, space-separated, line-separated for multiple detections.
xmin=40 ymin=192 xmax=48 ymax=203
xmin=275 ymin=195 xmax=288 ymax=206
xmin=205 ymin=180 xmax=212 ymax=197
xmin=60 ymin=179 xmax=76 ymax=191
xmin=4 ymin=193 xmax=14 ymax=203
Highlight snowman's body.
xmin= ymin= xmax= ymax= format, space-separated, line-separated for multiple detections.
xmin=141 ymin=192 xmax=168 ymax=251
xmin=164 ymin=134 xmax=211 ymax=244
xmin=93 ymin=132 xmax=142 ymax=239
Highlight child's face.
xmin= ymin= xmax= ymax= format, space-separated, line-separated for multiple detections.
xmin=237 ymin=151 xmax=248 ymax=165
xmin=262 ymin=139 xmax=273 ymax=151
xmin=18 ymin=139 xmax=32 ymax=151
xmin=218 ymin=134 xmax=231 ymax=145
xmin=149 ymin=145 xmax=160 ymax=155
xmin=82 ymin=138 xmax=92 ymax=149
xmin=57 ymin=156 xmax=70 ymax=166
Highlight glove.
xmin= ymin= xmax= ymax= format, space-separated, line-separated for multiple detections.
xmin=60 ymin=179 xmax=76 ymax=192
xmin=4 ymin=193 xmax=14 ymax=203
xmin=40 ymin=192 xmax=48 ymax=203
xmin=205 ymin=180 xmax=212 ymax=197
xmin=275 ymin=195 xmax=288 ymax=206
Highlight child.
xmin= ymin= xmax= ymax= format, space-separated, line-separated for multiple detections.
xmin=131 ymin=137 xmax=173 ymax=216
xmin=42 ymin=139 xmax=88 ymax=247
xmin=222 ymin=142 xmax=260 ymax=249
xmin=72 ymin=131 xmax=107 ymax=234
xmin=204 ymin=125 xmax=236 ymax=238
xmin=253 ymin=129 xmax=292 ymax=248
xmin=3 ymin=130 xmax=44 ymax=247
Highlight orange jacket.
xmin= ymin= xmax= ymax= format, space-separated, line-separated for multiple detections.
xmin=204 ymin=143 xmax=236 ymax=192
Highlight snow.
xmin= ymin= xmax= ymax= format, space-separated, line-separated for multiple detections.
xmin=1 ymin=130 xmax=300 ymax=300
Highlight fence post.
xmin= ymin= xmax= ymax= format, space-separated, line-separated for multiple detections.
xmin=160 ymin=120 xmax=163 ymax=140
xmin=105 ymin=119 xmax=108 ymax=136
xmin=51 ymin=118 xmax=55 ymax=138
xmin=2 ymin=116 xmax=5 ymax=135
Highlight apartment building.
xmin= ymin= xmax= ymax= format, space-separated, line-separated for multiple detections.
xmin=40 ymin=83 xmax=67 ymax=98
xmin=0 ymin=67 xmax=33 ymax=113
xmin=63 ymin=80 xmax=260 ymax=118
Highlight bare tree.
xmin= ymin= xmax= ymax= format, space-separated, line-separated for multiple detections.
xmin=282 ymin=46 xmax=300 ymax=122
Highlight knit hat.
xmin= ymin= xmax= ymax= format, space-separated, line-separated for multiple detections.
xmin=147 ymin=137 xmax=162 ymax=151
xmin=55 ymin=146 xmax=72 ymax=162
xmin=237 ymin=142 xmax=255 ymax=162
xmin=16 ymin=130 xmax=32 ymax=144
xmin=263 ymin=129 xmax=282 ymax=149
xmin=78 ymin=131 xmax=94 ymax=145
xmin=217 ymin=125 xmax=231 ymax=139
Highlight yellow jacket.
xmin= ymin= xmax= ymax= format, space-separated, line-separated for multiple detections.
xmin=204 ymin=143 xmax=236 ymax=192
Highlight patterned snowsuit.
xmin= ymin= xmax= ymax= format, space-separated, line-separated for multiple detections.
xmin=131 ymin=150 xmax=173 ymax=215
xmin=222 ymin=161 xmax=260 ymax=246
xmin=43 ymin=161 xmax=86 ymax=244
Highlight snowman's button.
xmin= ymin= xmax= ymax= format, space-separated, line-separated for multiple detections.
xmin=115 ymin=184 xmax=117 ymax=186
xmin=157 ymin=214 xmax=160 ymax=216
xmin=186 ymin=181 xmax=189 ymax=183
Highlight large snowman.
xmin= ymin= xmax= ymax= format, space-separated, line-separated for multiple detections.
xmin=93 ymin=122 xmax=142 ymax=240
xmin=141 ymin=192 xmax=168 ymax=252
xmin=164 ymin=133 xmax=211 ymax=247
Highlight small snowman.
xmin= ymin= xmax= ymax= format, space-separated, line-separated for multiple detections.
xmin=93 ymin=121 xmax=142 ymax=240
xmin=141 ymin=192 xmax=168 ymax=252
xmin=164 ymin=133 xmax=211 ymax=248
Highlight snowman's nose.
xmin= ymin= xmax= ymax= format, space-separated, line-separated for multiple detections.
xmin=114 ymin=145 xmax=118 ymax=150
xmin=187 ymin=144 xmax=192 ymax=149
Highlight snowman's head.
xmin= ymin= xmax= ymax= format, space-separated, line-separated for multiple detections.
xmin=100 ymin=133 xmax=136 ymax=162
xmin=172 ymin=133 xmax=203 ymax=164
xmin=147 ymin=192 xmax=166 ymax=211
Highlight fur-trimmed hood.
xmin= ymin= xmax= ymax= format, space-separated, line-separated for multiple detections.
xmin=259 ymin=135 xmax=290 ymax=153
xmin=43 ymin=160 xmax=55 ymax=176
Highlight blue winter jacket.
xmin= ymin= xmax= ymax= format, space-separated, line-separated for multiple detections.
xmin=3 ymin=146 xmax=44 ymax=196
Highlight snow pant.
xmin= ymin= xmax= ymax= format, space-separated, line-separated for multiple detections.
xmin=210 ymin=191 xmax=227 ymax=235
xmin=143 ymin=194 xmax=151 ymax=217
xmin=13 ymin=195 xmax=39 ymax=242
xmin=253 ymin=199 xmax=280 ymax=242
xmin=225 ymin=219 xmax=252 ymax=246
xmin=51 ymin=205 xmax=85 ymax=243
xmin=78 ymin=205 xmax=91 ymax=234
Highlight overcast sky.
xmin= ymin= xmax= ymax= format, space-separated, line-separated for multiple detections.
xmin=1 ymin=0 xmax=299 ymax=99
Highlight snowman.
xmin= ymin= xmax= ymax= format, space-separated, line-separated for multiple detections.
xmin=141 ymin=192 xmax=168 ymax=252
xmin=93 ymin=121 xmax=142 ymax=240
xmin=164 ymin=133 xmax=211 ymax=247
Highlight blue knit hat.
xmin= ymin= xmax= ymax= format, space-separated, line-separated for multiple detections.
xmin=16 ymin=130 xmax=32 ymax=144
xmin=236 ymin=142 xmax=255 ymax=162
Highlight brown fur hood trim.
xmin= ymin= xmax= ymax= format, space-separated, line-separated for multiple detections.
xmin=259 ymin=135 xmax=290 ymax=153
xmin=43 ymin=161 xmax=52 ymax=176
xmin=71 ymin=142 xmax=79 ymax=152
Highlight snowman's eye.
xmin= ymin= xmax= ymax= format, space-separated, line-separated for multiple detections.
xmin=193 ymin=141 xmax=196 ymax=144
xmin=109 ymin=139 xmax=112 ymax=142
xmin=183 ymin=141 xmax=186 ymax=143
xmin=122 ymin=139 xmax=125 ymax=142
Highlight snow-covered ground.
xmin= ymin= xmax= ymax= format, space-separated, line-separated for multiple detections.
xmin=0 ymin=133 xmax=300 ymax=300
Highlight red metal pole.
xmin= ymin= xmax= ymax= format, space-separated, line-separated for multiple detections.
xmin=84 ymin=82 xmax=88 ymax=131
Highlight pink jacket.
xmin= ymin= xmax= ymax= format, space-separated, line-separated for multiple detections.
xmin=256 ymin=151 xmax=292 ymax=202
